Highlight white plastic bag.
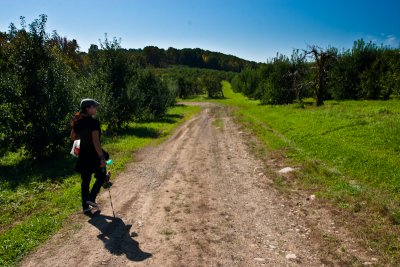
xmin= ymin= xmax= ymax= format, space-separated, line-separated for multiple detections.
xmin=70 ymin=139 xmax=80 ymax=158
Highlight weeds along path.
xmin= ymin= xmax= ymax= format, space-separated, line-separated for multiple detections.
xmin=22 ymin=103 xmax=377 ymax=267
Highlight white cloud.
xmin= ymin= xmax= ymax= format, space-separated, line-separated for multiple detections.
xmin=364 ymin=33 xmax=399 ymax=48
xmin=384 ymin=34 xmax=398 ymax=47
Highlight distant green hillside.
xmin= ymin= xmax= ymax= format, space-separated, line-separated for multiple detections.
xmin=84 ymin=45 xmax=259 ymax=71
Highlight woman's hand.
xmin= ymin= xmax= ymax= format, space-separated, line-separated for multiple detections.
xmin=100 ymin=159 xmax=106 ymax=168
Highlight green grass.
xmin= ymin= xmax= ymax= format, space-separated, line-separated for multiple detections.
xmin=0 ymin=104 xmax=201 ymax=267
xmin=217 ymin=82 xmax=400 ymax=193
xmin=209 ymin=81 xmax=400 ymax=264
xmin=176 ymin=94 xmax=210 ymax=102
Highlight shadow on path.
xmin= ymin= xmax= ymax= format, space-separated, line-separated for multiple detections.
xmin=88 ymin=214 xmax=152 ymax=262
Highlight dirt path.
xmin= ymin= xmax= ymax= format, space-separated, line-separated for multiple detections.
xmin=22 ymin=103 xmax=378 ymax=267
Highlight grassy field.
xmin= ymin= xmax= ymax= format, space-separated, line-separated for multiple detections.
xmin=2 ymin=84 xmax=400 ymax=264
xmin=211 ymin=81 xmax=400 ymax=263
xmin=0 ymin=104 xmax=201 ymax=267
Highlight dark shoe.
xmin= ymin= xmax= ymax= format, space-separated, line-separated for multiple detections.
xmin=103 ymin=181 xmax=113 ymax=189
xmin=86 ymin=200 xmax=100 ymax=209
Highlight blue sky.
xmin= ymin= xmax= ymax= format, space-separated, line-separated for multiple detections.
xmin=1 ymin=0 xmax=399 ymax=62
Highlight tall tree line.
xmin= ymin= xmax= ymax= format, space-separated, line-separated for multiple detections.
xmin=128 ymin=46 xmax=258 ymax=71
xmin=231 ymin=40 xmax=400 ymax=106
xmin=0 ymin=15 xmax=181 ymax=159
xmin=0 ymin=15 xmax=233 ymax=159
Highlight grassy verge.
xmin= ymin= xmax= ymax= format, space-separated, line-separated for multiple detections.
xmin=0 ymin=104 xmax=201 ymax=267
xmin=210 ymin=81 xmax=400 ymax=264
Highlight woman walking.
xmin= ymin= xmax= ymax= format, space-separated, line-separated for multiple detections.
xmin=70 ymin=98 xmax=108 ymax=214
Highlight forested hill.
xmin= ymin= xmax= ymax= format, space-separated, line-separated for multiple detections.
xmin=86 ymin=45 xmax=259 ymax=72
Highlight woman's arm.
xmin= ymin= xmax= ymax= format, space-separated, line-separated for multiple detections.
xmin=92 ymin=130 xmax=106 ymax=167
xmin=70 ymin=129 xmax=78 ymax=141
